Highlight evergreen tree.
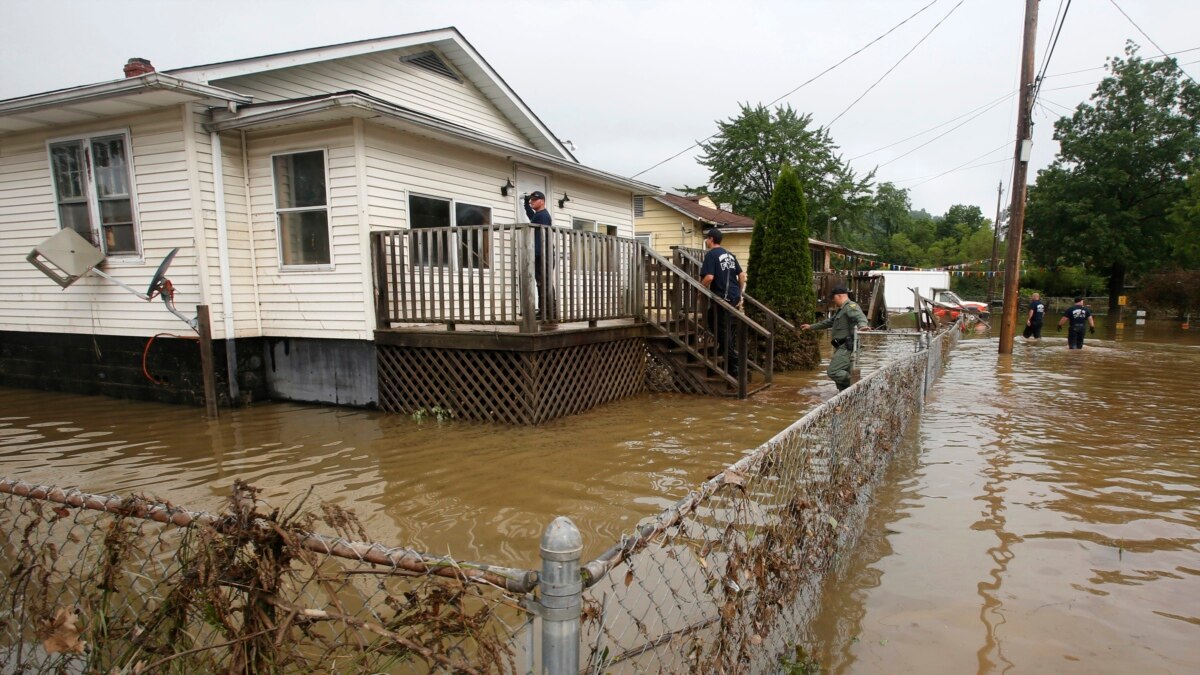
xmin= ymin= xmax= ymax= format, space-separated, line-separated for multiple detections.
xmin=749 ymin=165 xmax=821 ymax=369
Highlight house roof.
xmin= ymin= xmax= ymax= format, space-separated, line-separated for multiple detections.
xmin=206 ymin=92 xmax=661 ymax=195
xmin=165 ymin=27 xmax=576 ymax=161
xmin=653 ymin=193 xmax=755 ymax=230
xmin=0 ymin=73 xmax=252 ymax=136
xmin=651 ymin=193 xmax=875 ymax=257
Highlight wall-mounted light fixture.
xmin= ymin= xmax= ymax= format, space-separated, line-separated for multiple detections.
xmin=500 ymin=178 xmax=514 ymax=197
xmin=558 ymin=193 xmax=571 ymax=209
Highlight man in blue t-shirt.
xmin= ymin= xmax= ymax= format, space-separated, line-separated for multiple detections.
xmin=700 ymin=228 xmax=746 ymax=376
xmin=1057 ymin=297 xmax=1095 ymax=349
xmin=1023 ymin=292 xmax=1046 ymax=339
xmin=523 ymin=191 xmax=552 ymax=319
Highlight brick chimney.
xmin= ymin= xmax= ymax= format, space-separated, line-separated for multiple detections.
xmin=123 ymin=58 xmax=155 ymax=78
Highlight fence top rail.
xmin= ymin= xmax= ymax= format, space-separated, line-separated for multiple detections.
xmin=0 ymin=478 xmax=539 ymax=593
xmin=578 ymin=319 xmax=962 ymax=587
xmin=370 ymin=222 xmax=642 ymax=245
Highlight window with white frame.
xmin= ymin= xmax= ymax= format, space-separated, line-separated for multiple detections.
xmin=273 ymin=150 xmax=331 ymax=267
xmin=48 ymin=132 xmax=139 ymax=256
xmin=635 ymin=232 xmax=652 ymax=248
xmin=408 ymin=194 xmax=491 ymax=268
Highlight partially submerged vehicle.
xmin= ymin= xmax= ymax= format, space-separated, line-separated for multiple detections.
xmin=929 ymin=288 xmax=990 ymax=322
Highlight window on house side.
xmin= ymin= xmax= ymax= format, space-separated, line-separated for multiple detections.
xmin=633 ymin=196 xmax=644 ymax=218
xmin=49 ymin=133 xmax=138 ymax=256
xmin=409 ymin=194 xmax=491 ymax=269
xmin=273 ymin=150 xmax=330 ymax=267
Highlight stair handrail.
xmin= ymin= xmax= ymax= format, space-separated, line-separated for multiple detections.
xmin=641 ymin=247 xmax=772 ymax=338
xmin=672 ymin=247 xmax=796 ymax=332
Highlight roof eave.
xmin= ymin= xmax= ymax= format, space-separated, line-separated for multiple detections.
xmin=0 ymin=72 xmax=251 ymax=117
xmin=207 ymin=94 xmax=660 ymax=195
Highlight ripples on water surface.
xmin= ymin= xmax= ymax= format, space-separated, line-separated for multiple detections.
xmin=813 ymin=328 xmax=1200 ymax=673
xmin=3 ymin=327 xmax=1195 ymax=671
xmin=4 ymin=338 xmax=910 ymax=565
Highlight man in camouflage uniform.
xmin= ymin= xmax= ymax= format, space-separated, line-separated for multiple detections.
xmin=801 ymin=286 xmax=870 ymax=391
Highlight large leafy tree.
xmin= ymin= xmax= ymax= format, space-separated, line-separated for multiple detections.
xmin=747 ymin=165 xmax=821 ymax=370
xmin=698 ymin=103 xmax=874 ymax=231
xmin=1026 ymin=44 xmax=1200 ymax=309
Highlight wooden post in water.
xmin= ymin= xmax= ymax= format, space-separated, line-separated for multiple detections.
xmin=196 ymin=305 xmax=219 ymax=418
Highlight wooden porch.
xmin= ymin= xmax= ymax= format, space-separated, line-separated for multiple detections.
xmin=371 ymin=225 xmax=784 ymax=423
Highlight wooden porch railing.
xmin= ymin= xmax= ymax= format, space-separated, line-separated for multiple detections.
xmin=372 ymin=224 xmax=643 ymax=332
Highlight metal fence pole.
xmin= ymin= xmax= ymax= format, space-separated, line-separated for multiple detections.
xmin=540 ymin=516 xmax=582 ymax=674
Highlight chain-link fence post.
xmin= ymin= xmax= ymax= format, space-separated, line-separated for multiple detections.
xmin=539 ymin=516 xmax=582 ymax=674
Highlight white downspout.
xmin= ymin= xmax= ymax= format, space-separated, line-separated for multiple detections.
xmin=210 ymin=130 xmax=240 ymax=401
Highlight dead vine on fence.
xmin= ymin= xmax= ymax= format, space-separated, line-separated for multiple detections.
xmin=0 ymin=480 xmax=526 ymax=674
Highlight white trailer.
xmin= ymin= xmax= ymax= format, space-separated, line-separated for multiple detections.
xmin=868 ymin=270 xmax=951 ymax=312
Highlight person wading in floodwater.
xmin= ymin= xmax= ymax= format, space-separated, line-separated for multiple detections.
xmin=1024 ymin=292 xmax=1046 ymax=340
xmin=801 ymin=286 xmax=870 ymax=391
xmin=1058 ymin=296 xmax=1096 ymax=349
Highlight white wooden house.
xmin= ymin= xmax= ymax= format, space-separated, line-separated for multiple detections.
xmin=0 ymin=28 xmax=670 ymax=417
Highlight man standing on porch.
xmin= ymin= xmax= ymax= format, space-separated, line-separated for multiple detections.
xmin=523 ymin=191 xmax=551 ymax=318
xmin=701 ymin=228 xmax=746 ymax=376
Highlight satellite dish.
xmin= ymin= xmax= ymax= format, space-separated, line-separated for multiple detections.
xmin=27 ymin=232 xmax=196 ymax=331
xmin=147 ymin=247 xmax=179 ymax=298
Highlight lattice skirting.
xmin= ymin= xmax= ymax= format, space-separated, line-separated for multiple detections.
xmin=377 ymin=338 xmax=647 ymax=424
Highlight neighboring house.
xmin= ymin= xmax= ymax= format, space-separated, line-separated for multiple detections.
xmin=635 ymin=193 xmax=867 ymax=278
xmin=0 ymin=28 xmax=661 ymax=413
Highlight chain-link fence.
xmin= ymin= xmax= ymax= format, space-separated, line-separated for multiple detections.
xmin=576 ymin=324 xmax=961 ymax=673
xmin=1 ymin=324 xmax=960 ymax=674
xmin=0 ymin=480 xmax=535 ymax=674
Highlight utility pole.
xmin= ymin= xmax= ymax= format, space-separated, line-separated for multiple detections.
xmin=987 ymin=181 xmax=1003 ymax=304
xmin=999 ymin=0 xmax=1039 ymax=355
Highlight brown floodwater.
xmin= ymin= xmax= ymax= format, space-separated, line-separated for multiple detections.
xmin=3 ymin=335 xmax=922 ymax=566
xmin=2 ymin=321 xmax=1196 ymax=672
xmin=812 ymin=320 xmax=1200 ymax=673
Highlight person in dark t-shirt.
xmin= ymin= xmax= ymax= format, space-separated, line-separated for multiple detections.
xmin=523 ymin=191 xmax=552 ymax=319
xmin=700 ymin=228 xmax=746 ymax=376
xmin=1057 ymin=297 xmax=1095 ymax=349
xmin=1024 ymin=292 xmax=1046 ymax=339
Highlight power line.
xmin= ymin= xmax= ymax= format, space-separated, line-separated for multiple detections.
xmin=891 ymin=141 xmax=1011 ymax=185
xmin=630 ymin=0 xmax=944 ymax=178
xmin=827 ymin=0 xmax=969 ymax=128
xmin=875 ymin=94 xmax=1014 ymax=168
xmin=1038 ymin=58 xmax=1200 ymax=93
xmin=1108 ymin=0 xmax=1198 ymax=85
xmin=1031 ymin=0 xmax=1073 ymax=108
xmin=1042 ymin=45 xmax=1200 ymax=79
xmin=849 ymin=91 xmax=1015 ymax=161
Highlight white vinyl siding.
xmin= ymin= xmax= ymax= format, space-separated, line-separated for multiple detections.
xmin=213 ymin=48 xmax=532 ymax=148
xmin=214 ymin=130 xmax=261 ymax=337
xmin=549 ymin=176 xmax=635 ymax=236
xmin=246 ymin=123 xmax=366 ymax=339
xmin=0 ymin=107 xmax=202 ymax=337
xmin=364 ymin=123 xmax=519 ymax=229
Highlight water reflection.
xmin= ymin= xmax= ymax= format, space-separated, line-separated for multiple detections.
xmin=811 ymin=323 xmax=1200 ymax=673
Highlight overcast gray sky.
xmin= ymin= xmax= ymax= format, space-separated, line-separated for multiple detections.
xmin=3 ymin=0 xmax=1198 ymax=222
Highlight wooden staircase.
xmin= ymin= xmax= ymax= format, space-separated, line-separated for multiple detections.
xmin=640 ymin=248 xmax=791 ymax=398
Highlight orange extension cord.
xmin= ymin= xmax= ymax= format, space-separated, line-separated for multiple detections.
xmin=142 ymin=333 xmax=198 ymax=385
